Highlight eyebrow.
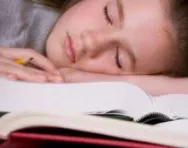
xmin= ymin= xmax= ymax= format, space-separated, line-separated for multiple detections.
xmin=116 ymin=0 xmax=125 ymax=24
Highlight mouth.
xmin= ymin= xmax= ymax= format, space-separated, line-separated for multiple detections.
xmin=64 ymin=32 xmax=76 ymax=63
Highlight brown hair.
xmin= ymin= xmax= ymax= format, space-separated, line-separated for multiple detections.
xmin=169 ymin=0 xmax=188 ymax=77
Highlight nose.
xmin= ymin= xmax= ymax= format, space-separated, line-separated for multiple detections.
xmin=80 ymin=29 xmax=118 ymax=58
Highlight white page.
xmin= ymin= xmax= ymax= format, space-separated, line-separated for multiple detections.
xmin=0 ymin=78 xmax=153 ymax=119
xmin=153 ymin=94 xmax=188 ymax=118
xmin=155 ymin=119 xmax=188 ymax=134
xmin=1 ymin=78 xmax=188 ymax=135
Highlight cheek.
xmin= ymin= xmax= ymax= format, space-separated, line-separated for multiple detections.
xmin=73 ymin=52 xmax=120 ymax=74
xmin=129 ymin=34 xmax=172 ymax=74
xmin=136 ymin=47 xmax=171 ymax=74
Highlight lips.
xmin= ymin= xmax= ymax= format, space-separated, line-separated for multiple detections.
xmin=64 ymin=32 xmax=76 ymax=63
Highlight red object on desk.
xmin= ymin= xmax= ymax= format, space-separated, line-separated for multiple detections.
xmin=0 ymin=127 xmax=173 ymax=148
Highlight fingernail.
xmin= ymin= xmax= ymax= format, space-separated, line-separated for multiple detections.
xmin=49 ymin=75 xmax=63 ymax=82
xmin=38 ymin=75 xmax=47 ymax=81
xmin=7 ymin=74 xmax=17 ymax=80
xmin=54 ymin=70 xmax=61 ymax=76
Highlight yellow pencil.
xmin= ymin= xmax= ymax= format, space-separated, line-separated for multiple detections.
xmin=13 ymin=58 xmax=33 ymax=66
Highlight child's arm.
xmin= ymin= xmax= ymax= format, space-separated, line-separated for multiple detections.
xmin=60 ymin=68 xmax=188 ymax=96
xmin=0 ymin=47 xmax=63 ymax=82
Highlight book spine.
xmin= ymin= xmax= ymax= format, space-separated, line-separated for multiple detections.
xmin=0 ymin=112 xmax=8 ymax=118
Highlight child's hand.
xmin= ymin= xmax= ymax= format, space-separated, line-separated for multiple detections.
xmin=0 ymin=47 xmax=63 ymax=83
xmin=60 ymin=67 xmax=187 ymax=96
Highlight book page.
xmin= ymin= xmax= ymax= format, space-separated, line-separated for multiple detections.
xmin=0 ymin=112 xmax=188 ymax=148
xmin=152 ymin=94 xmax=188 ymax=118
xmin=155 ymin=119 xmax=188 ymax=134
xmin=0 ymin=78 xmax=153 ymax=119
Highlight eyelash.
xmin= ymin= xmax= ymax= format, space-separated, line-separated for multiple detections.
xmin=103 ymin=6 xmax=113 ymax=25
xmin=103 ymin=6 xmax=122 ymax=69
xmin=115 ymin=47 xmax=122 ymax=69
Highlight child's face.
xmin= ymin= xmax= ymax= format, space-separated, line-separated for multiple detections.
xmin=46 ymin=0 xmax=175 ymax=75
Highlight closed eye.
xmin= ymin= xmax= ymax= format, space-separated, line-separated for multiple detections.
xmin=115 ymin=47 xmax=122 ymax=69
xmin=103 ymin=5 xmax=113 ymax=25
xmin=104 ymin=5 xmax=122 ymax=69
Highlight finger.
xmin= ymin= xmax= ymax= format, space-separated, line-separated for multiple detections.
xmin=59 ymin=68 xmax=125 ymax=82
xmin=0 ymin=72 xmax=8 ymax=78
xmin=0 ymin=56 xmax=24 ymax=69
xmin=0 ymin=62 xmax=48 ymax=82
xmin=0 ymin=57 xmax=52 ymax=81
xmin=7 ymin=74 xmax=19 ymax=81
xmin=47 ymin=74 xmax=64 ymax=83
xmin=0 ymin=72 xmax=18 ymax=81
xmin=0 ymin=57 xmax=63 ymax=83
xmin=0 ymin=48 xmax=60 ymax=75
xmin=26 ymin=67 xmax=64 ymax=83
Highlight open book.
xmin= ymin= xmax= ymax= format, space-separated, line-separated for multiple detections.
xmin=0 ymin=78 xmax=188 ymax=147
